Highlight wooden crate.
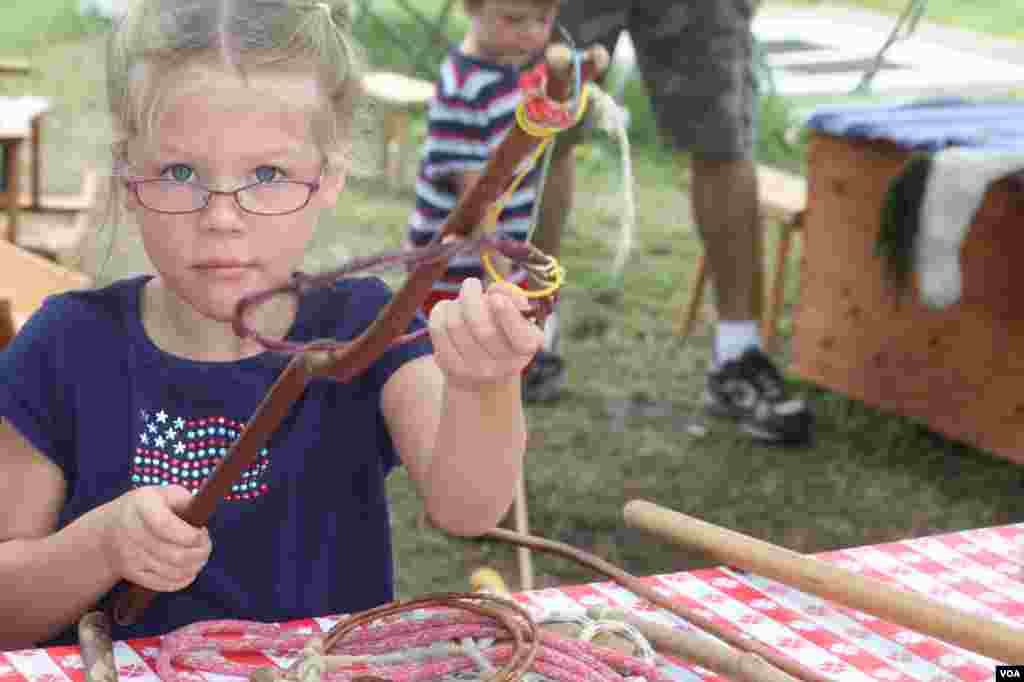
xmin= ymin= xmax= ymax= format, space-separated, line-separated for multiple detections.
xmin=792 ymin=132 xmax=1024 ymax=464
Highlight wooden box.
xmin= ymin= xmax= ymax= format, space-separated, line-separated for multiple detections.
xmin=792 ymin=131 xmax=1024 ymax=464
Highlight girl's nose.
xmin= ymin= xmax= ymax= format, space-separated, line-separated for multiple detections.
xmin=200 ymin=191 xmax=247 ymax=232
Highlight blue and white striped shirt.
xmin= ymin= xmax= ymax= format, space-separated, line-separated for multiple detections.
xmin=408 ymin=49 xmax=542 ymax=291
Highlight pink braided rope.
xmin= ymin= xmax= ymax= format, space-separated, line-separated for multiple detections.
xmin=155 ymin=613 xmax=676 ymax=682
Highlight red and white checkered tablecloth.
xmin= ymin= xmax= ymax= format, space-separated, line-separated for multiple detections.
xmin=3 ymin=524 xmax=1022 ymax=682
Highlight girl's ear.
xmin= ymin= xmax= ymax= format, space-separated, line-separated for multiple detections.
xmin=121 ymin=180 xmax=140 ymax=213
xmin=319 ymin=169 xmax=347 ymax=207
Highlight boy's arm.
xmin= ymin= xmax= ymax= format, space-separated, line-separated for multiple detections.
xmin=530 ymin=139 xmax=575 ymax=259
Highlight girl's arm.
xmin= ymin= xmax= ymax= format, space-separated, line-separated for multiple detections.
xmin=0 ymin=421 xmax=120 ymax=649
xmin=382 ymin=357 xmax=526 ymax=538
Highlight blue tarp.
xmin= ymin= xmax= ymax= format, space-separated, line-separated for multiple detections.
xmin=805 ymin=99 xmax=1024 ymax=152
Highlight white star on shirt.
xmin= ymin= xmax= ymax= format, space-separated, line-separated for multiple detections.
xmin=140 ymin=433 xmax=149 ymax=445
xmin=148 ymin=423 xmax=157 ymax=434
xmin=165 ymin=428 xmax=176 ymax=440
xmin=155 ymin=436 xmax=166 ymax=448
xmin=174 ymin=443 xmax=186 ymax=455
xmin=174 ymin=417 xmax=185 ymax=429
xmin=156 ymin=410 xmax=168 ymax=424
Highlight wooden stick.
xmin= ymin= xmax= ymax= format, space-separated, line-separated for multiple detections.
xmin=111 ymin=355 xmax=313 ymax=624
xmin=513 ymin=473 xmax=534 ymax=591
xmin=623 ymin=499 xmax=1024 ymax=664
xmin=484 ymin=527 xmax=830 ymax=682
xmin=587 ymin=606 xmax=799 ymax=682
xmin=675 ymin=253 xmax=707 ymax=338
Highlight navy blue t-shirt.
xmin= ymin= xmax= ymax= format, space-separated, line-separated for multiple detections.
xmin=0 ymin=275 xmax=433 ymax=645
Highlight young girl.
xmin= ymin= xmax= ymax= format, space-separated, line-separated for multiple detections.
xmin=0 ymin=0 xmax=542 ymax=650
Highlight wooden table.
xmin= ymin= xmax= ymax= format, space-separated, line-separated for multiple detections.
xmin=0 ymin=96 xmax=51 ymax=244
xmin=4 ymin=523 xmax=1022 ymax=680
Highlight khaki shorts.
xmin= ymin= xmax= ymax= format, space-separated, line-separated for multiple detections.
xmin=556 ymin=1 xmax=757 ymax=160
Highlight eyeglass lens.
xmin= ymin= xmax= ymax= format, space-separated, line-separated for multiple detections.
xmin=135 ymin=180 xmax=312 ymax=215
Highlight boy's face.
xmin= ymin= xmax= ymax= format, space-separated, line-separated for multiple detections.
xmin=471 ymin=0 xmax=557 ymax=64
xmin=125 ymin=66 xmax=345 ymax=323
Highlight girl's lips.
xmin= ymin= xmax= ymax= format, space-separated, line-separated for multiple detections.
xmin=192 ymin=263 xmax=255 ymax=279
xmin=193 ymin=261 xmax=252 ymax=268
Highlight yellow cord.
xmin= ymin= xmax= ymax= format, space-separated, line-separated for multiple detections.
xmin=481 ymin=83 xmax=590 ymax=298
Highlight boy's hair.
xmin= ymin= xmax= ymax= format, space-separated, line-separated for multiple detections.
xmin=462 ymin=0 xmax=562 ymax=15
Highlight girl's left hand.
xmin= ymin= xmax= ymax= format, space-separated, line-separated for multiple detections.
xmin=428 ymin=278 xmax=544 ymax=392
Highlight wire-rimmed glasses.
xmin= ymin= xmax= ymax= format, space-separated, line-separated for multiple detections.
xmin=122 ymin=167 xmax=323 ymax=216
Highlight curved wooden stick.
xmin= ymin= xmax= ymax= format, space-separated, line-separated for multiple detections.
xmin=623 ymin=499 xmax=1024 ymax=665
xmin=109 ymin=44 xmax=608 ymax=627
xmin=483 ymin=527 xmax=830 ymax=682
xmin=587 ymin=606 xmax=799 ymax=682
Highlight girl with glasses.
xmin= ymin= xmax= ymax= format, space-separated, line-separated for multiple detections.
xmin=0 ymin=0 xmax=542 ymax=649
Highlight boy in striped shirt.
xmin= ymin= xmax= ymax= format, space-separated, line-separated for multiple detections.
xmin=406 ymin=0 xmax=570 ymax=403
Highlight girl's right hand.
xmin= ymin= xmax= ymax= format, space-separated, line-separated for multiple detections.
xmin=102 ymin=485 xmax=212 ymax=592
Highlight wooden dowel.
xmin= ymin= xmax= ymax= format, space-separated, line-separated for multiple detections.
xmin=484 ymin=527 xmax=831 ymax=682
xmin=675 ymin=254 xmax=707 ymax=338
xmin=623 ymin=499 xmax=1024 ymax=664
xmin=587 ymin=606 xmax=799 ymax=682
xmin=513 ymin=473 xmax=534 ymax=591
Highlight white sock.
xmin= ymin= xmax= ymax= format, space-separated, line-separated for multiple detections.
xmin=543 ymin=309 xmax=559 ymax=353
xmin=714 ymin=320 xmax=761 ymax=367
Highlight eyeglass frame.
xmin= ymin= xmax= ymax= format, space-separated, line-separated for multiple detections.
xmin=119 ymin=162 xmax=326 ymax=216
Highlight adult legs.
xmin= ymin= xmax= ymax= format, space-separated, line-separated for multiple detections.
xmin=689 ymin=154 xmax=764 ymax=326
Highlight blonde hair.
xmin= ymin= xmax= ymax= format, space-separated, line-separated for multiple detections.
xmin=85 ymin=0 xmax=365 ymax=277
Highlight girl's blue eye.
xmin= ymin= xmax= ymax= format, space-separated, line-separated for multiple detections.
xmin=163 ymin=164 xmax=194 ymax=182
xmin=254 ymin=166 xmax=283 ymax=183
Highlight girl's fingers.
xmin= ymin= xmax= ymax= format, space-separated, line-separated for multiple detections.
xmin=444 ymin=297 xmax=498 ymax=378
xmin=131 ymin=542 xmax=204 ymax=591
xmin=139 ymin=487 xmax=204 ymax=547
xmin=488 ymin=280 xmax=531 ymax=311
xmin=427 ymin=304 xmax=462 ymax=379
xmin=458 ymin=278 xmax=503 ymax=362
xmin=428 ymin=299 xmax=470 ymax=376
xmin=493 ymin=297 xmax=544 ymax=356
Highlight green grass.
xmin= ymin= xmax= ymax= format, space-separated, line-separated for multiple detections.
xmin=3 ymin=0 xmax=1024 ymax=600
xmin=0 ymin=0 xmax=108 ymax=54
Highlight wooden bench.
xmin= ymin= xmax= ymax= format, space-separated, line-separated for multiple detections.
xmin=361 ymin=71 xmax=435 ymax=188
xmin=0 ymin=236 xmax=91 ymax=348
xmin=674 ymin=164 xmax=807 ymax=354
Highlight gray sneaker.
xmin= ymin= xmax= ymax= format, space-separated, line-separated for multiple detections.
xmin=522 ymin=351 xmax=567 ymax=403
xmin=704 ymin=348 xmax=813 ymax=446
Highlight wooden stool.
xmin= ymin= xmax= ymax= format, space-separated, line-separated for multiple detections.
xmin=674 ymin=164 xmax=807 ymax=354
xmin=0 ymin=58 xmax=33 ymax=77
xmin=361 ymin=72 xmax=435 ymax=189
